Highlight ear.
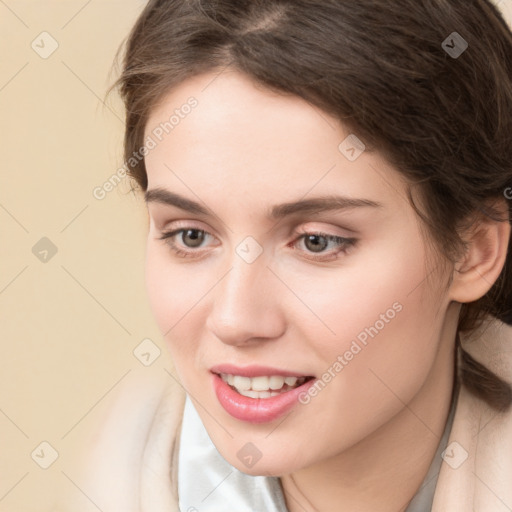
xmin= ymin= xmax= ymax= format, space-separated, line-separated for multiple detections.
xmin=449 ymin=199 xmax=511 ymax=304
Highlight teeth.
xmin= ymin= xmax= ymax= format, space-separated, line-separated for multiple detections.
xmin=269 ymin=376 xmax=285 ymax=389
xmin=251 ymin=376 xmax=269 ymax=391
xmin=220 ymin=373 xmax=308 ymax=396
xmin=232 ymin=375 xmax=251 ymax=391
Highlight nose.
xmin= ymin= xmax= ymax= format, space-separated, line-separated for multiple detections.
xmin=206 ymin=251 xmax=286 ymax=347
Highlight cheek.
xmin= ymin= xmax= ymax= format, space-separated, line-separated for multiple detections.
xmin=144 ymin=242 xmax=202 ymax=354
xmin=304 ymin=296 xmax=443 ymax=460
xmin=285 ymin=233 xmax=446 ymax=418
xmin=276 ymin=228 xmax=435 ymax=359
xmin=144 ymin=240 xmax=220 ymax=381
xmin=145 ymin=240 xmax=205 ymax=325
xmin=145 ymin=242 xmax=177 ymax=332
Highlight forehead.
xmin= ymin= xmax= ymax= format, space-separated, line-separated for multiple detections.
xmin=143 ymin=69 xmax=408 ymax=213
xmin=146 ymin=68 xmax=333 ymax=133
xmin=145 ymin=69 xmax=344 ymax=163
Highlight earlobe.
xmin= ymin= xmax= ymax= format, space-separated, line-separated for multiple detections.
xmin=449 ymin=202 xmax=511 ymax=304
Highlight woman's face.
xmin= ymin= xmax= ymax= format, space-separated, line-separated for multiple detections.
xmin=143 ymin=69 xmax=454 ymax=476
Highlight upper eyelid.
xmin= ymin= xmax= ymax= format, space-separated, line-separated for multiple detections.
xmin=157 ymin=225 xmax=352 ymax=240
xmin=154 ymin=215 xmax=358 ymax=235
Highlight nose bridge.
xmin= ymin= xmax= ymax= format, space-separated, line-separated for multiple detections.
xmin=206 ymin=244 xmax=284 ymax=344
xmin=223 ymin=258 xmax=263 ymax=309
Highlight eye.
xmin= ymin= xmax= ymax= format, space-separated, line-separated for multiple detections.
xmin=158 ymin=228 xmax=214 ymax=258
xmin=291 ymin=230 xmax=356 ymax=262
xmin=157 ymin=226 xmax=356 ymax=262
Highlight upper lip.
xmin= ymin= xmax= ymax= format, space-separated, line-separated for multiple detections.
xmin=210 ymin=364 xmax=314 ymax=378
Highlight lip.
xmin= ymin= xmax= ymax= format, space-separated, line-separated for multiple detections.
xmin=209 ymin=364 xmax=314 ymax=378
xmin=212 ymin=372 xmax=316 ymax=424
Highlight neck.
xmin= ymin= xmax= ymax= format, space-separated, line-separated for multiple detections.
xmin=280 ymin=312 xmax=458 ymax=512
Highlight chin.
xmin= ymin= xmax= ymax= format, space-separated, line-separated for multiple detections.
xmin=231 ymin=458 xmax=296 ymax=478
xmin=213 ymin=440 xmax=307 ymax=477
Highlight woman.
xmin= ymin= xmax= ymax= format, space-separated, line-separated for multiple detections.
xmin=66 ymin=0 xmax=512 ymax=510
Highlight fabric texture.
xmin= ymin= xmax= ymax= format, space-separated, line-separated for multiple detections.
xmin=62 ymin=316 xmax=512 ymax=511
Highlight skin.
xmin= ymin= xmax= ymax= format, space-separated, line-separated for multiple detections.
xmin=142 ymin=69 xmax=509 ymax=511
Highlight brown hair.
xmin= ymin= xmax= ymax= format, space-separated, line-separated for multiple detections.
xmin=108 ymin=0 xmax=512 ymax=411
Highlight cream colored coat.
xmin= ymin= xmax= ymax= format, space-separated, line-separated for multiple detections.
xmin=62 ymin=317 xmax=512 ymax=511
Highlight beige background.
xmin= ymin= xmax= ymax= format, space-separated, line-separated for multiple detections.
xmin=0 ymin=1 xmax=511 ymax=510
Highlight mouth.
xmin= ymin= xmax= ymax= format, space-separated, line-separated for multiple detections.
xmin=216 ymin=373 xmax=315 ymax=399
xmin=211 ymin=370 xmax=317 ymax=423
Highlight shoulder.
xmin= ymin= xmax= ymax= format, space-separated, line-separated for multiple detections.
xmin=432 ymin=317 xmax=512 ymax=511
xmin=461 ymin=316 xmax=512 ymax=380
xmin=59 ymin=367 xmax=186 ymax=512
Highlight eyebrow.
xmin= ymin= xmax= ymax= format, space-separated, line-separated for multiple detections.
xmin=144 ymin=187 xmax=383 ymax=219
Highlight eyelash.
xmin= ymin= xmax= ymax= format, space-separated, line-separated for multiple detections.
xmin=157 ymin=227 xmax=356 ymax=262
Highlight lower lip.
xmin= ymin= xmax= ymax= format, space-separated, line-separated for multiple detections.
xmin=212 ymin=373 xmax=316 ymax=424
